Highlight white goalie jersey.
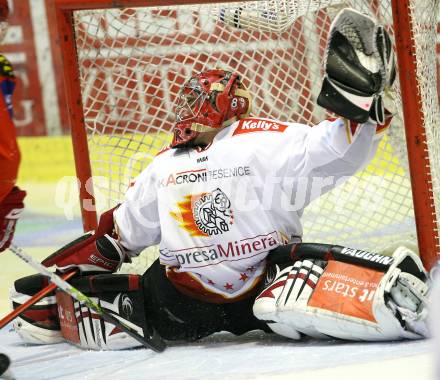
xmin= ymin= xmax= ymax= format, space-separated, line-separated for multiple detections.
xmin=114 ymin=116 xmax=386 ymax=302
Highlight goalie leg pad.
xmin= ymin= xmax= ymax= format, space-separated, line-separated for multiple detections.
xmin=10 ymin=274 xmax=63 ymax=345
xmin=253 ymin=259 xmax=328 ymax=339
xmin=254 ymin=245 xmax=429 ymax=341
xmin=57 ymin=274 xmax=150 ymax=350
xmin=379 ymin=247 xmax=429 ymax=338
xmin=253 ymin=261 xmax=301 ymax=339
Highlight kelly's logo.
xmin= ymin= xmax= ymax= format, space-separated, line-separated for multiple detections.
xmin=233 ymin=118 xmax=288 ymax=136
xmin=170 ymin=188 xmax=234 ymax=237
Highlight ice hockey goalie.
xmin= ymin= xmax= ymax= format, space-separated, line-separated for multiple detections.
xmin=10 ymin=8 xmax=430 ymax=350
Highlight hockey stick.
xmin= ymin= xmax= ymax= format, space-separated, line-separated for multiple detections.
xmin=8 ymin=244 xmax=166 ymax=352
xmin=0 ymin=270 xmax=77 ymax=330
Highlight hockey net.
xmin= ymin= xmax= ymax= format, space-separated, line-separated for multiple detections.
xmin=57 ymin=0 xmax=440 ymax=274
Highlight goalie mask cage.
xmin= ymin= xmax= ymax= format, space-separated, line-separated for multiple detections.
xmin=52 ymin=0 xmax=440 ymax=272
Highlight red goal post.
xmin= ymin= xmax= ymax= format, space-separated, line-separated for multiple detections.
xmin=391 ymin=0 xmax=439 ymax=270
xmin=51 ymin=0 xmax=440 ymax=270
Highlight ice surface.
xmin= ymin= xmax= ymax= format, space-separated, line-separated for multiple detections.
xmin=0 ymin=183 xmax=435 ymax=380
xmin=0 ymin=325 xmax=434 ymax=380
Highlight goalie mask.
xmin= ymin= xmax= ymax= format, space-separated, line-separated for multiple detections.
xmin=171 ymin=69 xmax=252 ymax=148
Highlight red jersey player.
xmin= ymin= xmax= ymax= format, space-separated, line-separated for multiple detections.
xmin=0 ymin=1 xmax=25 ymax=376
xmin=0 ymin=0 xmax=25 ymax=254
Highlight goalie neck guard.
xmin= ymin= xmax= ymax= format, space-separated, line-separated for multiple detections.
xmin=171 ymin=69 xmax=252 ymax=148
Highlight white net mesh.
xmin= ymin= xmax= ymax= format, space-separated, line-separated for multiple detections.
xmin=71 ymin=0 xmax=439 ymax=273
xmin=410 ymin=1 xmax=440 ymax=256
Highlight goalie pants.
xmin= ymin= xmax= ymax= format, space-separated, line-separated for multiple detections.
xmin=143 ymin=260 xmax=270 ymax=341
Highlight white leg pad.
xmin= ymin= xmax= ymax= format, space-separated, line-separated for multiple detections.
xmin=13 ymin=317 xmax=63 ymax=345
xmin=254 ymin=247 xmax=429 ymax=341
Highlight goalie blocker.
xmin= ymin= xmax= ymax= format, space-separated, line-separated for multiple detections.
xmin=10 ymin=244 xmax=429 ymax=349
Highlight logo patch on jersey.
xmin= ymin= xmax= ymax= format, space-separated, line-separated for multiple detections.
xmin=197 ymin=156 xmax=208 ymax=163
xmin=170 ymin=188 xmax=234 ymax=237
xmin=233 ymin=118 xmax=288 ymax=136
xmin=158 ymin=166 xmax=251 ymax=188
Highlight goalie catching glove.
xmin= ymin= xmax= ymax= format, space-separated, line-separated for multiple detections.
xmin=317 ymin=8 xmax=396 ymax=124
xmin=42 ymin=207 xmax=127 ymax=274
xmin=254 ymin=244 xmax=429 ymax=341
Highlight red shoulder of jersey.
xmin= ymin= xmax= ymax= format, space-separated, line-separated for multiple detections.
xmin=156 ymin=145 xmax=171 ymax=157
xmin=232 ymin=118 xmax=289 ymax=136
